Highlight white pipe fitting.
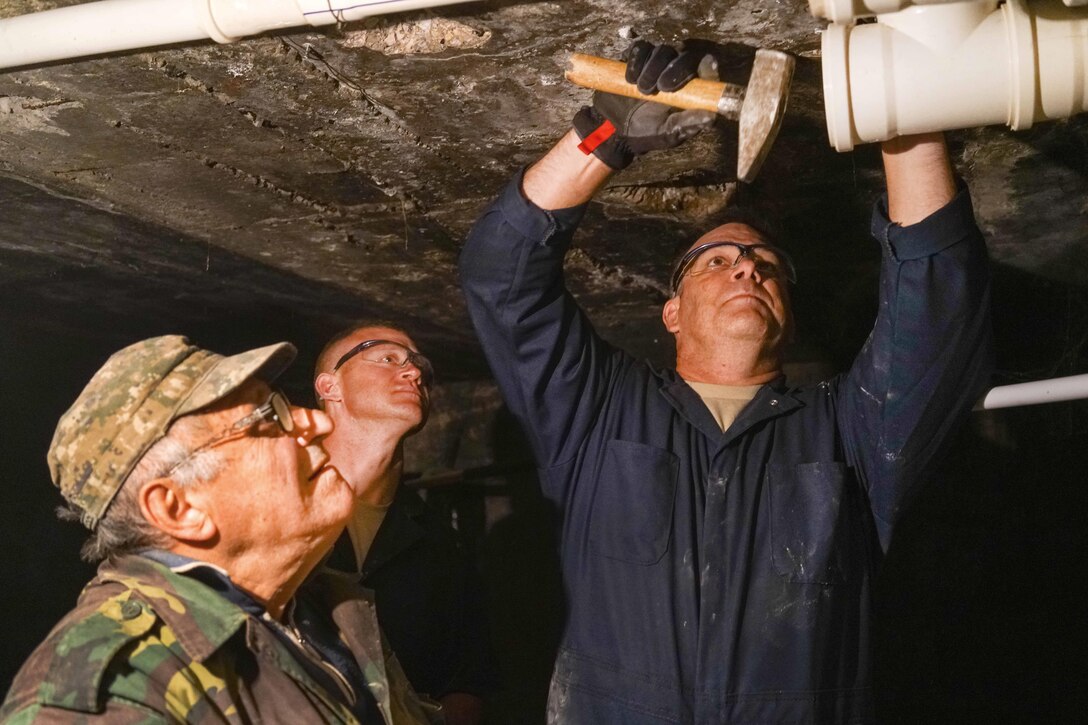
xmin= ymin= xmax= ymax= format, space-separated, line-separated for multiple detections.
xmin=811 ymin=0 xmax=1087 ymax=23
xmin=977 ymin=373 xmax=1088 ymax=410
xmin=0 ymin=0 xmax=478 ymax=70
xmin=821 ymin=0 xmax=1088 ymax=151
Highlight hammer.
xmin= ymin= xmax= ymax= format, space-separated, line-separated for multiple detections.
xmin=565 ymin=49 xmax=795 ymax=183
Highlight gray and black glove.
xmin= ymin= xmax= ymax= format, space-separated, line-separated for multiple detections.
xmin=573 ymin=40 xmax=719 ymax=170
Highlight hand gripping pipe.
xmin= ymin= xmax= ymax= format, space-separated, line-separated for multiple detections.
xmin=813 ymin=0 xmax=1088 ymax=151
xmin=0 ymin=0 xmax=478 ymax=71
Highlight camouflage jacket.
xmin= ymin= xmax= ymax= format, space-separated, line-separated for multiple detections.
xmin=0 ymin=555 xmax=441 ymax=724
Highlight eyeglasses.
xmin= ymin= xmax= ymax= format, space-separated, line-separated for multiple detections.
xmin=164 ymin=391 xmax=294 ymax=477
xmin=332 ymin=339 xmax=435 ymax=387
xmin=671 ymin=241 xmax=797 ymax=292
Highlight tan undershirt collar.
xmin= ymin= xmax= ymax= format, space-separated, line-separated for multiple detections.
xmin=345 ymin=500 xmax=391 ymax=574
xmin=685 ymin=380 xmax=763 ymax=432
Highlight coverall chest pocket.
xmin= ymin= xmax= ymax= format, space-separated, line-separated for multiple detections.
xmin=589 ymin=440 xmax=679 ymax=565
xmin=767 ymin=461 xmax=846 ymax=585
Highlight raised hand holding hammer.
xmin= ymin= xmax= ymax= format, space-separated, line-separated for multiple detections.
xmin=567 ymin=40 xmax=795 ymax=182
xmin=523 ymin=40 xmax=725 ymax=210
xmin=570 ymin=41 xmax=721 ymax=171
xmin=522 ymin=40 xmax=793 ymax=210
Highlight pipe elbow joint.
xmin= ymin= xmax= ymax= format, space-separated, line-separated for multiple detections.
xmin=821 ymin=0 xmax=1088 ymax=151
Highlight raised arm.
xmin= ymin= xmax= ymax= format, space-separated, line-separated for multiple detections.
xmin=838 ymin=132 xmax=993 ymax=550
xmin=460 ymin=41 xmax=718 ymax=474
xmin=882 ymin=132 xmax=956 ymax=224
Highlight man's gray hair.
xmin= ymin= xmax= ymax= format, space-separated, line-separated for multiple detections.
xmin=58 ymin=415 xmax=224 ymax=562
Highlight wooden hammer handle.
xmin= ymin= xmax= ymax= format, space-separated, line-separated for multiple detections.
xmin=565 ymin=53 xmax=741 ymax=118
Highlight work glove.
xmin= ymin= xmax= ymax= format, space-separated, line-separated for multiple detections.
xmin=573 ymin=40 xmax=719 ymax=170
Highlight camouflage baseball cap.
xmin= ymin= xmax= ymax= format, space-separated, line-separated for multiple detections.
xmin=47 ymin=335 xmax=297 ymax=529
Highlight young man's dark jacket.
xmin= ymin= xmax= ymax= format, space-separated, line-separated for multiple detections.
xmin=325 ymin=486 xmax=500 ymax=702
xmin=459 ymin=169 xmax=992 ymax=723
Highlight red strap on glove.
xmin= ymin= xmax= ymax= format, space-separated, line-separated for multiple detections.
xmin=576 ymin=119 xmax=617 ymax=155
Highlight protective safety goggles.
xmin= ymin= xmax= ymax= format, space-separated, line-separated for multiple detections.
xmin=333 ymin=339 xmax=435 ymax=388
xmin=670 ymin=241 xmax=797 ymax=293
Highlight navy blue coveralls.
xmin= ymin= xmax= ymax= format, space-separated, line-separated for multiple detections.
xmin=459 ymin=169 xmax=993 ymax=724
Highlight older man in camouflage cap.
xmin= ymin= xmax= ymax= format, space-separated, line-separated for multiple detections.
xmin=0 ymin=335 xmax=440 ymax=724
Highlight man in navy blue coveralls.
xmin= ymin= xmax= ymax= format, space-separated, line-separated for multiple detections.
xmin=460 ymin=42 xmax=992 ymax=724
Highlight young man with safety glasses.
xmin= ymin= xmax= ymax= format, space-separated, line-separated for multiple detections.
xmin=312 ymin=324 xmax=499 ymax=725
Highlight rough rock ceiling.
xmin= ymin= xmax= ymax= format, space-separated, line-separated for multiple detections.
xmin=2 ymin=0 xmax=1087 ymax=384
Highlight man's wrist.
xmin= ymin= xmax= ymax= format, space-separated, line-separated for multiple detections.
xmin=521 ymin=129 xmax=613 ymax=210
xmin=881 ymin=132 xmax=956 ymax=225
xmin=572 ymin=106 xmax=632 ymax=171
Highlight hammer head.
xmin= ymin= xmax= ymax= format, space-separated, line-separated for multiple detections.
xmin=737 ymin=49 xmax=795 ymax=183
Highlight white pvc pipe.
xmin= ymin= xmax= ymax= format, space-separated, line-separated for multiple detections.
xmin=821 ymin=0 xmax=1088 ymax=151
xmin=976 ymin=373 xmax=1088 ymax=410
xmin=811 ymin=0 xmax=1088 ymax=24
xmin=0 ymin=0 xmax=478 ymax=70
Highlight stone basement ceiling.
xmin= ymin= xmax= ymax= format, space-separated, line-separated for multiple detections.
xmin=1 ymin=0 xmax=1083 ymax=387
